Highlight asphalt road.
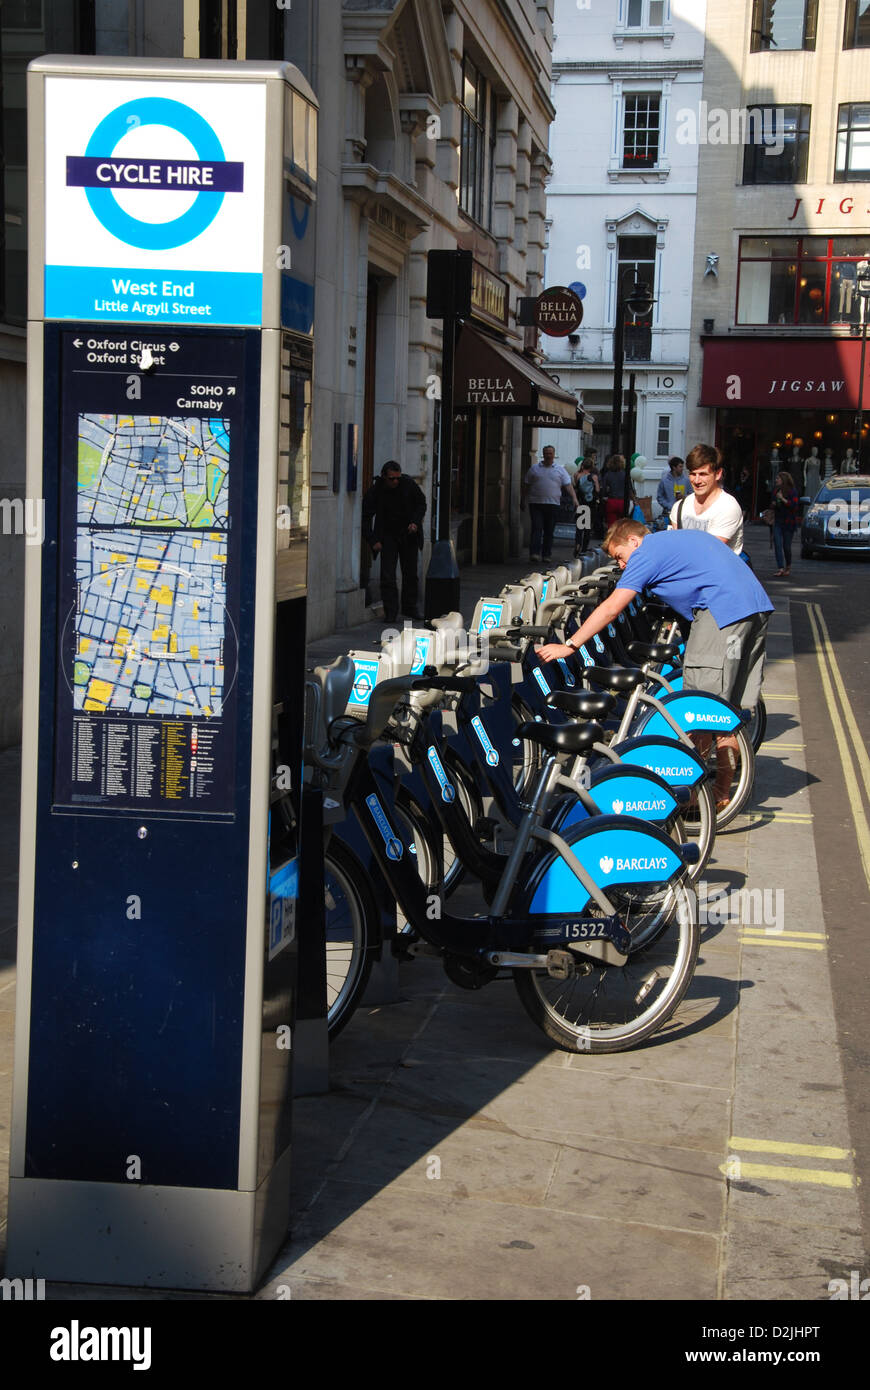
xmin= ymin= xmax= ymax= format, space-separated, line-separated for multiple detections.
xmin=759 ymin=536 xmax=870 ymax=1271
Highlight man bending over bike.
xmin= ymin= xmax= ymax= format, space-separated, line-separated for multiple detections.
xmin=537 ymin=520 xmax=774 ymax=810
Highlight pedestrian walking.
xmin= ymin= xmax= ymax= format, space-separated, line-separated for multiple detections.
xmin=520 ymin=445 xmax=579 ymax=563
xmin=537 ymin=521 xmax=773 ymax=810
xmin=572 ymin=456 xmax=599 ymax=555
xmin=771 ymin=471 xmax=800 ymax=577
xmin=362 ymin=460 xmax=426 ymax=622
xmin=733 ymin=465 xmax=753 ymax=518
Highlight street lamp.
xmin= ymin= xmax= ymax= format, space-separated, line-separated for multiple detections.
xmin=610 ymin=274 xmax=654 ymax=517
xmin=855 ymin=259 xmax=870 ymax=471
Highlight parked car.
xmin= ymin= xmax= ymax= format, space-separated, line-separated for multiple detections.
xmin=800 ymin=474 xmax=870 ymax=558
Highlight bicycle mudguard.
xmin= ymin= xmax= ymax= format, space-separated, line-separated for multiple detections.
xmin=520 ymin=815 xmax=685 ymax=915
xmin=553 ymin=764 xmax=681 ymax=830
xmin=634 ymin=690 xmax=745 ymax=739
xmin=611 ymin=735 xmax=707 ymax=788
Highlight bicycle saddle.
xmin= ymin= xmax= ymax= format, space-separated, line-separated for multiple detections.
xmin=626 ymin=641 xmax=681 ymax=666
xmin=583 ymin=665 xmax=646 ymax=693
xmin=548 ymin=690 xmax=615 ymax=720
xmin=514 ymin=720 xmax=603 ymax=756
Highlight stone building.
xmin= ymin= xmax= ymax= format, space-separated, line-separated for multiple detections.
xmin=540 ymin=0 xmax=708 ymax=498
xmin=0 ymin=0 xmax=564 ymax=744
xmin=685 ymin=0 xmax=870 ymax=511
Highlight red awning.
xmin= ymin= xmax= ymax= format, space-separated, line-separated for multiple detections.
xmin=700 ymin=336 xmax=870 ymax=410
xmin=454 ymin=325 xmax=579 ymax=420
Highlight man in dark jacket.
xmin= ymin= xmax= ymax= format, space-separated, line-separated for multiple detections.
xmin=362 ymin=460 xmax=427 ymax=621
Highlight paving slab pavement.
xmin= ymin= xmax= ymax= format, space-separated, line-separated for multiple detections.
xmin=259 ymin=588 xmax=865 ymax=1302
xmin=0 ymin=534 xmax=865 ymax=1304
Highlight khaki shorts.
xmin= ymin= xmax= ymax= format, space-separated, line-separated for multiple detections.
xmin=682 ymin=608 xmax=769 ymax=711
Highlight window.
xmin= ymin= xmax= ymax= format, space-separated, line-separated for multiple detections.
xmin=2 ymin=1 xmax=43 ymax=26
xmin=656 ymin=416 xmax=671 ymax=457
xmin=618 ymin=235 xmax=656 ymax=361
xmin=750 ymin=0 xmax=817 ymax=52
xmin=626 ymin=0 xmax=665 ymax=25
xmin=623 ymin=95 xmax=660 ymax=169
xmin=836 ymin=105 xmax=870 ymax=181
xmin=459 ymin=56 xmax=496 ymax=228
xmin=737 ymin=236 xmax=870 ymax=326
xmin=844 ymin=0 xmax=870 ymax=48
xmin=742 ymin=105 xmax=810 ymax=184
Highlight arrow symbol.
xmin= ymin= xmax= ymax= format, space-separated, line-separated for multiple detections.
xmin=73 ymin=338 xmax=83 ymax=347
xmin=227 ymin=386 xmax=236 ymax=396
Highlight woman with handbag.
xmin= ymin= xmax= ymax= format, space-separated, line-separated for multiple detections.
xmin=770 ymin=471 xmax=800 ymax=577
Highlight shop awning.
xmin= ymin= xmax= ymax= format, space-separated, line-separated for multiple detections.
xmin=454 ymin=325 xmax=580 ymax=421
xmin=523 ymin=409 xmax=593 ymax=433
xmin=700 ymin=335 xmax=870 ymax=410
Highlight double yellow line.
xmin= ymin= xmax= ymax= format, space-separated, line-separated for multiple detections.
xmin=807 ymin=603 xmax=870 ymax=895
xmin=721 ymin=1136 xmax=856 ymax=1189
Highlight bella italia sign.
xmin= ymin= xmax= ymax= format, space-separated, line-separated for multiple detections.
xmin=534 ymin=285 xmax=583 ymax=337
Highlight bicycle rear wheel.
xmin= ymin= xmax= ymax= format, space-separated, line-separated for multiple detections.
xmin=513 ymin=878 xmax=698 ymax=1054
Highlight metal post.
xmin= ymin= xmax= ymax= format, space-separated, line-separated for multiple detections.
xmin=424 ymin=259 xmax=461 ymax=619
xmin=610 ymin=283 xmax=625 ymax=467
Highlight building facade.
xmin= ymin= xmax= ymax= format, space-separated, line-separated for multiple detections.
xmin=540 ymin=0 xmax=708 ymax=495
xmin=685 ymin=0 xmax=870 ymax=512
xmin=0 ymin=0 xmax=560 ymax=741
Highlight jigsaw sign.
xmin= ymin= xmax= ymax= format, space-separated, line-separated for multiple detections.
xmin=43 ymin=77 xmax=266 ymax=325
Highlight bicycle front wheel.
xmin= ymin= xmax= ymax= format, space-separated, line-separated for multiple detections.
xmin=513 ymin=878 xmax=699 ymax=1054
xmin=325 ymin=838 xmax=377 ymax=1039
xmin=713 ymin=725 xmax=756 ymax=829
xmin=676 ymin=777 xmax=716 ymax=881
xmin=747 ymin=697 xmax=767 ymax=753
xmin=511 ymin=695 xmax=542 ymax=795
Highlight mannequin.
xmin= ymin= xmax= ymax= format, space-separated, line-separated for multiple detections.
xmin=804 ymin=446 xmax=821 ymax=499
xmin=823 ymin=448 xmax=834 ymax=479
xmin=843 ymin=447 xmax=857 ymax=475
xmin=788 ymin=444 xmax=804 ymax=494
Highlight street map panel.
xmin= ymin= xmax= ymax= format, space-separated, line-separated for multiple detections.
xmin=74 ymin=413 xmax=230 ymax=719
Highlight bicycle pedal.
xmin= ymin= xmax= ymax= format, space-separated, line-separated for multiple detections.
xmin=546 ymin=949 xmax=575 ymax=980
xmin=405 ymin=941 xmax=442 ymax=960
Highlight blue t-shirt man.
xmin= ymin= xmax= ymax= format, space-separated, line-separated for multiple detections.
xmin=537 ymin=525 xmax=773 ymax=711
xmin=616 ymin=529 xmax=773 ymax=626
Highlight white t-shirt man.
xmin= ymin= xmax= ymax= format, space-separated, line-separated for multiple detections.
xmin=525 ymin=460 xmax=573 ymax=506
xmin=671 ymin=490 xmax=744 ymax=553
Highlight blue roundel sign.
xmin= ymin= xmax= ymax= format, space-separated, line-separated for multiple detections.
xmin=83 ymin=98 xmax=228 ymax=250
xmin=569 ymin=281 xmax=587 ymax=301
